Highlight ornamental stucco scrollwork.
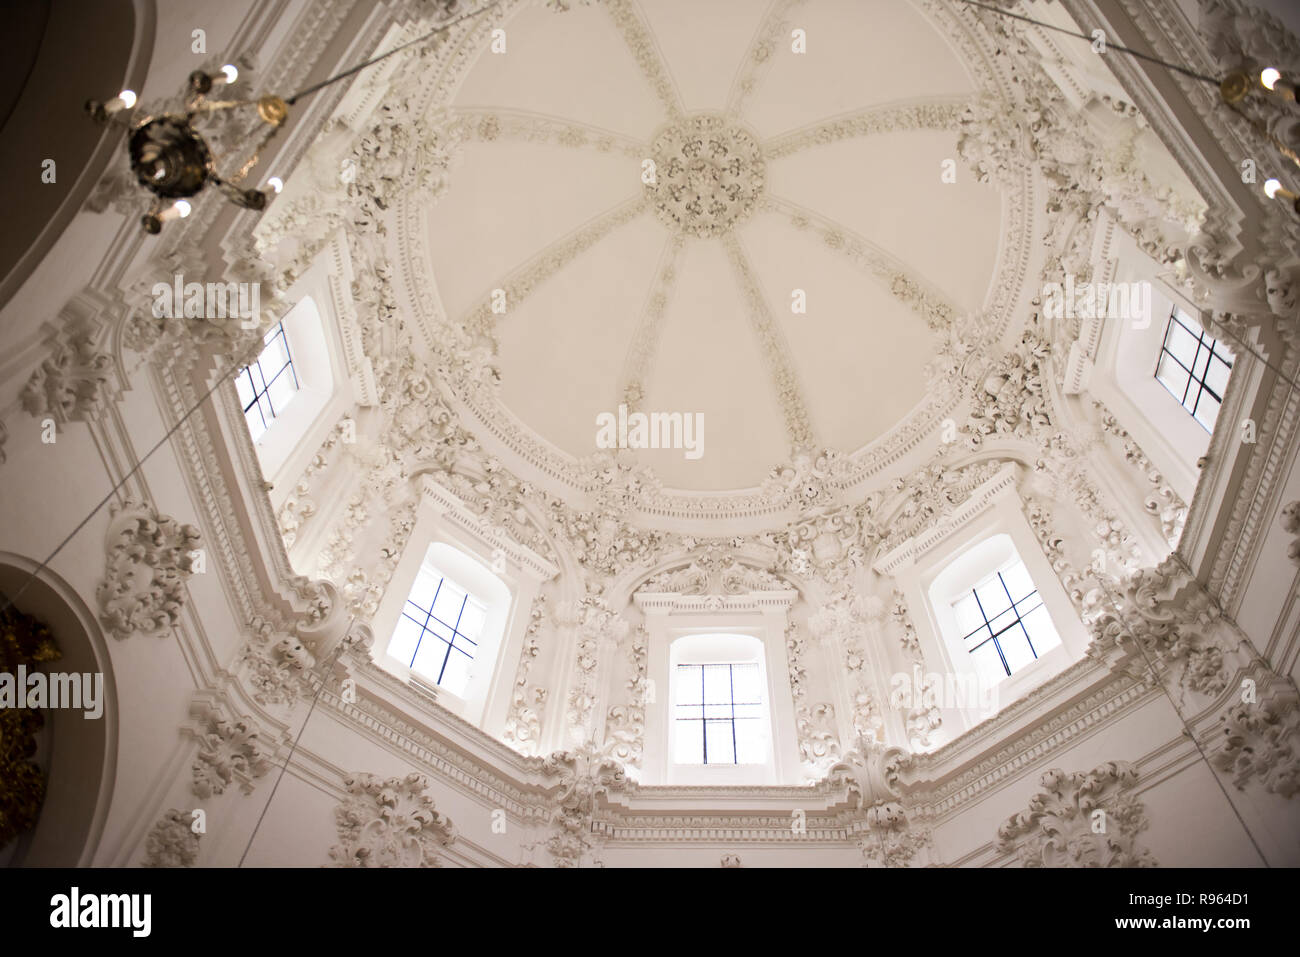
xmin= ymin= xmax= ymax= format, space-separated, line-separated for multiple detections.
xmin=20 ymin=334 xmax=111 ymax=429
xmin=1280 ymin=501 xmax=1300 ymax=566
xmin=503 ymin=594 xmax=549 ymax=756
xmin=604 ymin=624 xmax=648 ymax=767
xmin=190 ymin=704 xmax=271 ymax=799
xmin=997 ymin=761 xmax=1156 ymax=867
xmin=1209 ymin=690 xmax=1299 ymax=798
xmin=1084 ymin=555 xmax=1232 ymax=697
xmin=540 ymin=740 xmax=628 ymax=867
xmin=142 ymin=809 xmax=200 ymax=868
xmin=97 ymin=500 xmax=202 ymax=640
xmin=329 ymin=772 xmax=456 ymax=868
xmin=828 ymin=740 xmax=933 ymax=867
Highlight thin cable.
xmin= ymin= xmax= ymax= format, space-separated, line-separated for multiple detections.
xmin=954 ymin=0 xmax=1222 ymax=87
xmin=286 ymin=1 xmax=502 ymax=106
xmin=237 ymin=625 xmax=355 ymax=867
xmin=0 ymin=331 xmax=269 ymax=621
xmin=1092 ymin=569 xmax=1272 ymax=865
xmin=1207 ymin=318 xmax=1300 ymax=399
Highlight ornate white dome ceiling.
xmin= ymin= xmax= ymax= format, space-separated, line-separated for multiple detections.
xmin=410 ymin=0 xmax=1010 ymax=495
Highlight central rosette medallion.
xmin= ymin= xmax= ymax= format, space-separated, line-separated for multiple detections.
xmin=646 ymin=114 xmax=765 ymax=238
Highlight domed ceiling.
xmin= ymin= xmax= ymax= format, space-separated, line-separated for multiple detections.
xmin=405 ymin=0 xmax=1014 ymax=499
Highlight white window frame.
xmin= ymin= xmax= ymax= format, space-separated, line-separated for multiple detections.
xmin=670 ymin=634 xmax=772 ymax=768
xmin=874 ymin=464 xmax=1090 ymax=741
xmin=259 ymin=231 xmax=377 ymax=512
xmin=635 ymin=589 xmax=799 ymax=786
xmin=371 ymin=475 xmax=557 ymax=732
xmin=1064 ymin=220 xmax=1222 ymax=503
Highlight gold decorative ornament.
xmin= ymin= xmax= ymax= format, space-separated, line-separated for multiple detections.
xmin=0 ymin=596 xmax=62 ymax=851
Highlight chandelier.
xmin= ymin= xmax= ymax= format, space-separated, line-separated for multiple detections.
xmin=86 ymin=1 xmax=500 ymax=233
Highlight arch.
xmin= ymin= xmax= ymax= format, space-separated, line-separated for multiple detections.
xmin=0 ymin=554 xmax=118 ymax=867
xmin=0 ymin=0 xmax=152 ymax=309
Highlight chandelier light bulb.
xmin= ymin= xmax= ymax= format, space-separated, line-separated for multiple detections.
xmin=220 ymin=64 xmax=239 ymax=84
xmin=1264 ymin=178 xmax=1282 ymax=198
xmin=267 ymin=176 xmax=283 ymax=193
xmin=175 ymin=200 xmax=192 ymax=217
xmin=1261 ymin=67 xmax=1280 ymax=90
xmin=118 ymin=89 xmax=137 ymax=108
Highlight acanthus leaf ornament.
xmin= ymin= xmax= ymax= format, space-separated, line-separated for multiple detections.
xmin=329 ymin=772 xmax=456 ymax=868
xmin=997 ymin=761 xmax=1156 ymax=867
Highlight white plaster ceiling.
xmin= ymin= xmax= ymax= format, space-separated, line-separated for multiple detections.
xmin=423 ymin=0 xmax=1004 ymax=492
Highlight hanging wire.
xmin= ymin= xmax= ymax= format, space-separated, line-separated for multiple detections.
xmin=285 ymin=1 xmax=502 ymax=106
xmin=1087 ymin=567 xmax=1273 ymax=865
xmin=954 ymin=0 xmax=1223 ymax=87
xmin=238 ymin=626 xmax=356 ymax=867
xmin=0 ymin=2 xmax=508 ymax=622
xmin=0 ymin=329 xmax=272 ymax=621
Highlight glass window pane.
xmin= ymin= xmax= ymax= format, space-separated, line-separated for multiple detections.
xmin=235 ymin=371 xmax=255 ymax=408
xmin=675 ymin=721 xmax=703 ymax=764
xmin=975 ymin=577 xmax=1011 ymax=617
xmin=261 ymin=332 xmax=290 ymax=369
xmin=1204 ymin=356 xmax=1231 ymax=396
xmin=457 ymin=601 xmax=486 ymax=640
xmin=675 ymin=665 xmax=703 ymax=705
xmin=701 ymin=664 xmax=732 ymax=704
xmin=734 ymin=721 xmax=765 ymax=764
xmin=1020 ymin=604 xmax=1062 ymax=654
xmin=439 ymin=646 xmax=473 ymax=697
xmin=410 ymin=634 xmax=450 ymax=681
xmin=266 ymin=369 xmax=298 ymax=415
xmin=431 ymin=582 xmax=467 ymax=624
xmin=705 ymin=720 xmax=736 ymax=764
xmin=986 ymin=607 xmax=1016 ymax=637
xmin=999 ymin=561 xmax=1035 ymax=602
xmin=1000 ymin=627 xmax=1037 ymax=672
xmin=969 ymin=640 xmax=1007 ymax=683
xmin=1191 ymin=343 xmax=1211 ymax=381
xmin=730 ymin=663 xmax=761 ymax=703
xmin=1193 ymin=393 xmax=1221 ymax=431
xmin=388 ymin=613 xmax=425 ymax=666
xmin=1164 ymin=320 xmax=1199 ymax=366
xmin=1156 ymin=353 xmax=1190 ymax=399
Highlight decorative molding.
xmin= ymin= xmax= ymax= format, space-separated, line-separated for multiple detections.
xmin=1209 ymin=689 xmax=1299 ymax=799
xmin=189 ymin=703 xmax=271 ymax=799
xmin=97 ymin=500 xmax=202 ymax=640
xmin=996 ymin=761 xmax=1157 ymax=867
xmin=19 ymin=334 xmax=112 ymax=430
xmin=329 ymin=772 xmax=456 ymax=867
xmin=142 ymin=809 xmax=200 ymax=868
xmin=646 ymin=115 xmax=764 ymax=238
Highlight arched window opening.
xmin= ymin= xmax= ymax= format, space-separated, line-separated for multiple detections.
xmin=385 ymin=542 xmax=511 ymax=709
xmin=669 ymin=633 xmax=770 ymax=768
xmin=236 ymin=322 xmax=300 ymax=441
